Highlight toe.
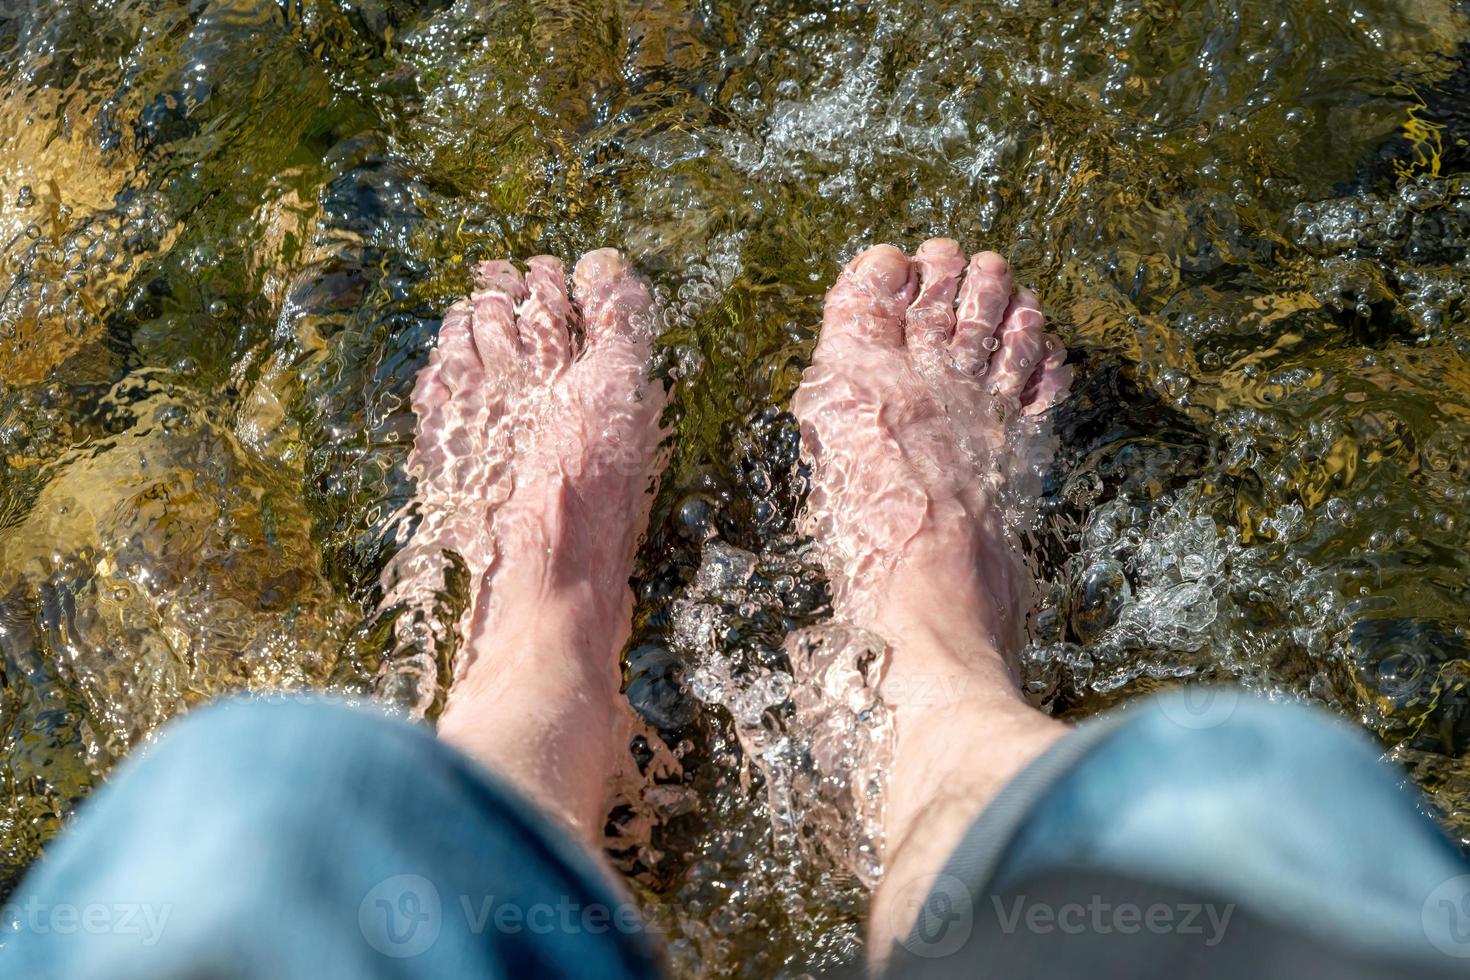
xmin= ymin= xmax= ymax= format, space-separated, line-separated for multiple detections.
xmin=818 ymin=244 xmax=916 ymax=354
xmin=988 ymin=288 xmax=1047 ymax=401
xmin=572 ymin=248 xmax=655 ymax=348
xmin=474 ymin=259 xmax=527 ymax=297
xmin=905 ymin=238 xmax=966 ymax=356
xmin=410 ymin=350 xmax=450 ymax=420
xmin=431 ymin=301 xmax=485 ymax=392
xmin=470 ymin=259 xmax=525 ymax=363
xmin=519 ymin=255 xmax=573 ymax=374
xmin=951 ymin=250 xmax=1011 ymax=376
xmin=1020 ymin=332 xmax=1073 ymax=416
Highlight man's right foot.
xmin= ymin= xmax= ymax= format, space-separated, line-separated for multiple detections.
xmin=790 ymin=240 xmax=1073 ymax=957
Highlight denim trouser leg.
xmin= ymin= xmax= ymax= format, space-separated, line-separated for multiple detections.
xmin=1 ymin=697 xmax=661 ymax=980
xmin=12 ymin=690 xmax=1470 ymax=978
xmin=904 ymin=693 xmax=1470 ymax=972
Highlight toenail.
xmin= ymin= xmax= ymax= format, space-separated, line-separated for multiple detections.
xmin=574 ymin=248 xmax=629 ymax=286
xmin=968 ymin=251 xmax=1009 ymax=278
xmin=850 ymin=245 xmax=911 ymax=292
xmin=475 ymin=259 xmax=524 ymax=296
xmin=527 ymin=254 xmax=563 ymax=275
xmin=953 ymin=352 xmax=987 ymax=377
xmin=917 ymin=238 xmax=962 ymax=259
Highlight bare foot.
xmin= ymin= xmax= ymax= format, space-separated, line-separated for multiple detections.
xmin=385 ymin=248 xmax=667 ymax=838
xmin=791 ymin=241 xmax=1072 ymax=961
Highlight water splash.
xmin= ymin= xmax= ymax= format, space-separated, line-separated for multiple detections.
xmin=676 ymin=541 xmax=892 ymax=887
xmin=5 ymin=1 xmax=1470 ymax=976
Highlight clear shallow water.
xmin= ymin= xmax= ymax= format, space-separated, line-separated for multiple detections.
xmin=3 ymin=0 xmax=1470 ymax=974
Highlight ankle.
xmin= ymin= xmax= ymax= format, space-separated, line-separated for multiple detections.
xmin=875 ymin=702 xmax=1065 ymax=955
xmin=867 ymin=591 xmax=1021 ymax=694
xmin=455 ymin=580 xmax=629 ymax=701
xmin=868 ymin=604 xmax=1064 ymax=887
xmin=438 ymin=589 xmax=628 ymax=840
xmin=859 ymin=551 xmax=1025 ymax=651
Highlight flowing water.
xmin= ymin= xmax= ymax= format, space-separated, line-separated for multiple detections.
xmin=3 ymin=0 xmax=1470 ymax=974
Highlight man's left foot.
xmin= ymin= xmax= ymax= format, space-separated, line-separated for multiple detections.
xmin=386 ymin=249 xmax=667 ymax=834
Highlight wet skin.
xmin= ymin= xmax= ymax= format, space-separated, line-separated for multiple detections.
xmin=403 ymin=242 xmax=1073 ymax=961
xmin=793 ymin=242 xmax=1071 ymax=962
xmin=388 ymin=248 xmax=667 ymax=835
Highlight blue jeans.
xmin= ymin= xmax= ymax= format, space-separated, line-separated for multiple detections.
xmin=1 ymin=698 xmax=661 ymax=979
xmin=902 ymin=693 xmax=1470 ymax=975
xmin=5 ymin=694 xmax=1469 ymax=977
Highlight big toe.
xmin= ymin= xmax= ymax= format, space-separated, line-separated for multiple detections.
xmin=573 ymin=248 xmax=655 ymax=349
xmin=573 ymin=247 xmax=629 ymax=287
xmin=475 ymin=259 xmax=528 ymax=299
xmin=818 ymin=244 xmax=917 ymax=353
